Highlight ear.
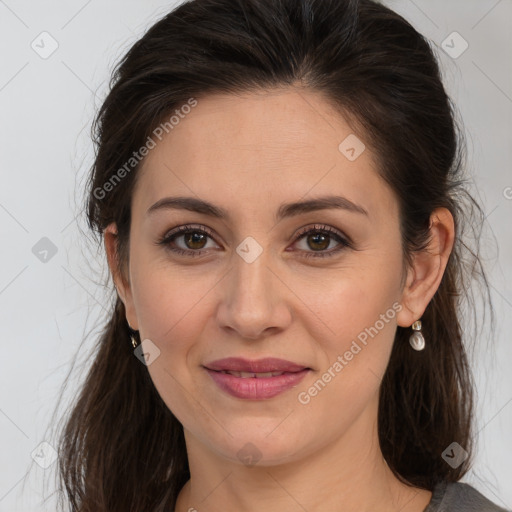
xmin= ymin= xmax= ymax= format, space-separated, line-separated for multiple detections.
xmin=104 ymin=222 xmax=139 ymax=331
xmin=396 ymin=207 xmax=455 ymax=328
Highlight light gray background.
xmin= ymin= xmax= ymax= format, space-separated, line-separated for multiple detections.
xmin=0 ymin=1 xmax=511 ymax=510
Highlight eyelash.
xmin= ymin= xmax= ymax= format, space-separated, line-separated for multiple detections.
xmin=156 ymin=223 xmax=352 ymax=259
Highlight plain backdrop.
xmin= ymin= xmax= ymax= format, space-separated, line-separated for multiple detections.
xmin=0 ymin=0 xmax=511 ymax=510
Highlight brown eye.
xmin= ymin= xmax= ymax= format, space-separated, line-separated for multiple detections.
xmin=305 ymin=232 xmax=330 ymax=251
xmin=292 ymin=224 xmax=351 ymax=259
xmin=157 ymin=224 xmax=219 ymax=256
xmin=183 ymin=231 xmax=208 ymax=250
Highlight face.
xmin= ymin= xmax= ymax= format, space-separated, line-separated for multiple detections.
xmin=110 ymin=88 xmax=414 ymax=466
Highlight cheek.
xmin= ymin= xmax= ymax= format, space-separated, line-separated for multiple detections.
xmin=130 ymin=252 xmax=218 ymax=345
xmin=328 ymin=280 xmax=399 ymax=338
xmin=130 ymin=260 xmax=218 ymax=425
xmin=299 ymin=254 xmax=403 ymax=388
xmin=128 ymin=232 xmax=403 ymax=415
xmin=292 ymin=285 xmax=400 ymax=440
xmin=297 ymin=260 xmax=401 ymax=342
xmin=314 ymin=284 xmax=399 ymax=379
xmin=130 ymin=245 xmax=403 ymax=372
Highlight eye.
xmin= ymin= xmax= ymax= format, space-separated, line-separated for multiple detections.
xmin=156 ymin=224 xmax=219 ymax=257
xmin=291 ymin=224 xmax=351 ymax=258
xmin=156 ymin=223 xmax=352 ymax=259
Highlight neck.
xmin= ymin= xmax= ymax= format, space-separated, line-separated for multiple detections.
xmin=174 ymin=395 xmax=432 ymax=512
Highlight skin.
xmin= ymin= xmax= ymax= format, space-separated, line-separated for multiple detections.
xmin=105 ymin=87 xmax=455 ymax=512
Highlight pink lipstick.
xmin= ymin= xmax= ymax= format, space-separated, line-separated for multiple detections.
xmin=203 ymin=357 xmax=311 ymax=399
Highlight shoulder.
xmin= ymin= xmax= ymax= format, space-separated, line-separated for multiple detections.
xmin=425 ymin=481 xmax=511 ymax=512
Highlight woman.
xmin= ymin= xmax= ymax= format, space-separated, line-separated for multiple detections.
xmin=55 ymin=0 xmax=510 ymax=510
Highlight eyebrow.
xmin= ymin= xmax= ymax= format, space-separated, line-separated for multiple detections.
xmin=146 ymin=194 xmax=368 ymax=220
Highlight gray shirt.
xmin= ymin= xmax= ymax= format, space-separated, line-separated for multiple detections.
xmin=424 ymin=481 xmax=511 ymax=511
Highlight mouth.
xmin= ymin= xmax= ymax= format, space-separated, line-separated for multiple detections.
xmin=203 ymin=357 xmax=312 ymax=399
xmin=204 ymin=356 xmax=311 ymax=373
xmin=213 ymin=370 xmax=294 ymax=378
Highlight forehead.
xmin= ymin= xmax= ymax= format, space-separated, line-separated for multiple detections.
xmin=133 ymin=88 xmax=397 ymax=223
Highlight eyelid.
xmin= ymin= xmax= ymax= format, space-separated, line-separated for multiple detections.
xmin=157 ymin=222 xmax=352 ymax=258
xmin=161 ymin=223 xmax=350 ymax=243
xmin=290 ymin=224 xmax=352 ymax=258
xmin=162 ymin=223 xmax=216 ymax=240
xmin=159 ymin=224 xmax=220 ymax=254
xmin=293 ymin=223 xmax=351 ymax=244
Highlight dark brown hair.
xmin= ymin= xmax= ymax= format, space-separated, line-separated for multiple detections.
xmin=51 ymin=0 xmax=493 ymax=510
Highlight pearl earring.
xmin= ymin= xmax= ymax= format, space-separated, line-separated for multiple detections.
xmin=409 ymin=320 xmax=425 ymax=351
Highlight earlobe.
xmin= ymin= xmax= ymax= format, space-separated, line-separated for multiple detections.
xmin=396 ymin=266 xmax=418 ymax=327
xmin=104 ymin=223 xmax=138 ymax=330
xmin=396 ymin=207 xmax=455 ymax=328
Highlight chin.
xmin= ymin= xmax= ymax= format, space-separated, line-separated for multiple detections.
xmin=198 ymin=421 xmax=313 ymax=467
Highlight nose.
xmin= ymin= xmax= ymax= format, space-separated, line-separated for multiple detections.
xmin=215 ymin=245 xmax=292 ymax=340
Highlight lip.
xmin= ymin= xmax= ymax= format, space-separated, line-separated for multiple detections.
xmin=203 ymin=357 xmax=311 ymax=400
xmin=204 ymin=357 xmax=309 ymax=373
